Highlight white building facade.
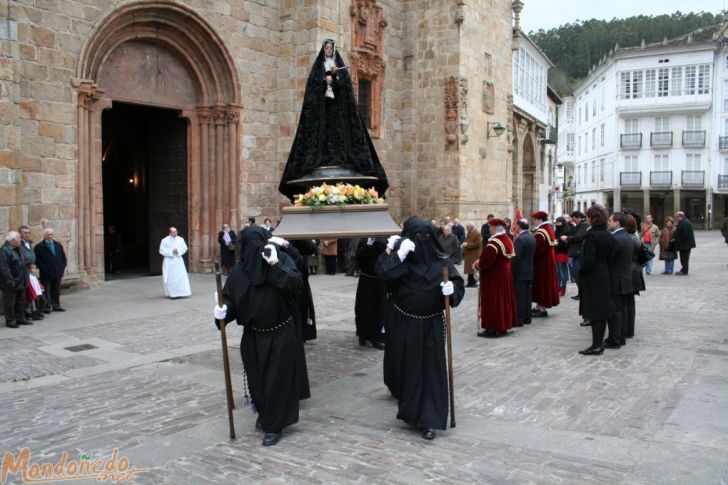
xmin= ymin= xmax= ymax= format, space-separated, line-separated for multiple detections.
xmin=559 ymin=26 xmax=727 ymax=228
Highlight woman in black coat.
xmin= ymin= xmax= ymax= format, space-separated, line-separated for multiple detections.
xmin=624 ymin=214 xmax=645 ymax=339
xmin=578 ymin=205 xmax=615 ymax=356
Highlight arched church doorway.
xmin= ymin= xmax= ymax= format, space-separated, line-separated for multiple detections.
xmin=75 ymin=1 xmax=241 ymax=281
xmin=101 ymin=103 xmax=187 ymax=278
xmin=522 ymin=134 xmax=536 ymax=216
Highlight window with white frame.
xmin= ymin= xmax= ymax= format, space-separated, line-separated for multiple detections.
xmin=697 ymin=64 xmax=711 ymax=94
xmin=600 ymin=123 xmax=605 ymax=146
xmin=658 ymin=68 xmax=669 ymax=97
xmin=686 ymin=115 xmax=702 ymax=131
xmin=591 ymin=160 xmax=596 ymax=182
xmin=686 ymin=153 xmax=701 ymax=171
xmin=592 ymin=97 xmax=596 ymax=117
xmin=671 ymin=67 xmax=683 ymax=96
xmin=566 ymin=100 xmax=574 ymax=121
xmin=654 ymin=116 xmax=669 ymax=132
xmin=591 ymin=128 xmax=596 ymax=150
xmin=577 ymin=135 xmax=581 ymax=155
xmin=723 ymin=79 xmax=728 ymax=111
xmin=645 ymin=69 xmax=656 ymax=97
xmin=513 ymin=47 xmax=547 ymax=110
xmin=624 ymin=118 xmax=639 ymax=133
xmin=600 ymin=158 xmax=605 ymax=182
xmin=585 ymin=98 xmax=589 ymax=121
xmin=723 ymin=118 xmax=728 ymax=136
xmin=723 ymin=157 xmax=728 ymax=174
xmin=654 ymin=154 xmax=669 ymax=171
xmin=566 ymin=132 xmax=575 ymax=151
xmin=623 ymin=155 xmax=639 ymax=172
xmin=684 ymin=66 xmax=696 ymax=94
xmin=725 ymin=56 xmax=728 ymax=70
xmin=600 ymin=87 xmax=605 ymax=111
xmin=578 ymin=106 xmax=582 ymax=124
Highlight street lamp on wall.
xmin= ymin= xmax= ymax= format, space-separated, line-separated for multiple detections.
xmin=487 ymin=122 xmax=506 ymax=138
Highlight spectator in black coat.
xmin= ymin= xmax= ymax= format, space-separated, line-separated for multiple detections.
xmin=33 ymin=228 xmax=67 ymax=312
xmin=1 ymin=231 xmax=30 ymax=328
xmin=604 ymin=213 xmax=633 ymax=349
xmin=561 ymin=211 xmax=587 ymax=298
xmin=671 ymin=211 xmax=696 ymax=275
xmin=511 ymin=220 xmax=536 ymax=327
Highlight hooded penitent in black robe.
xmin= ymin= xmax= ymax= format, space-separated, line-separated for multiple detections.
xmin=219 ymin=226 xmax=307 ymax=433
xmin=376 ymin=218 xmax=465 ymax=431
xmin=278 ymin=39 xmax=389 ymax=201
xmin=355 ymin=238 xmax=387 ymax=345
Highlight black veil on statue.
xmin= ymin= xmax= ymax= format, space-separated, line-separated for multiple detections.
xmin=278 ymin=39 xmax=389 ymax=201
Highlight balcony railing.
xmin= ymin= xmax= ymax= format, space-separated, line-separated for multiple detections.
xmin=719 ymin=137 xmax=728 ymax=151
xmin=650 ymin=132 xmax=673 ymax=147
xmin=650 ymin=171 xmax=672 ymax=187
xmin=681 ymin=170 xmax=705 ymax=186
xmin=682 ymin=130 xmax=706 ymax=147
xmin=544 ymin=125 xmax=558 ymax=144
xmin=719 ymin=174 xmax=728 ymax=188
xmin=620 ymin=133 xmax=642 ymax=149
xmin=620 ymin=172 xmax=642 ymax=187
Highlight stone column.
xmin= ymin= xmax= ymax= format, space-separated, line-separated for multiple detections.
xmin=643 ymin=189 xmax=650 ymax=220
xmin=673 ymin=188 xmax=681 ymax=214
xmin=227 ymin=108 xmax=241 ymax=227
xmin=706 ymin=188 xmax=712 ymax=230
xmin=198 ymin=108 xmax=211 ymax=266
xmin=613 ymin=188 xmax=622 ymax=212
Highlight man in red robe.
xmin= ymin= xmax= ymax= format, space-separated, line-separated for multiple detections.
xmin=475 ymin=218 xmax=518 ymax=337
xmin=531 ymin=211 xmax=560 ymax=317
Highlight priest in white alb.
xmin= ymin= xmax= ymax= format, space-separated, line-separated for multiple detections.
xmin=159 ymin=227 xmax=191 ymax=299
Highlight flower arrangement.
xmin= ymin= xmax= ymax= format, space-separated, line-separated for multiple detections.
xmin=293 ymin=183 xmax=384 ymax=208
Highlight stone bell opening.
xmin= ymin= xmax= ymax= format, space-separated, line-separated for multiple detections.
xmin=101 ymin=102 xmax=188 ymax=278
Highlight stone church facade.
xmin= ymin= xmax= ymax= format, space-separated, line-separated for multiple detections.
xmin=0 ymin=0 xmax=516 ymax=284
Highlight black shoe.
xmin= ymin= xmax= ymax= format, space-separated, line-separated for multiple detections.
xmin=532 ymin=310 xmax=548 ymax=318
xmin=17 ymin=320 xmax=32 ymax=325
xmin=465 ymin=283 xmax=477 ymax=288
xmin=571 ymin=295 xmax=580 ymax=300
xmin=5 ymin=321 xmax=19 ymax=328
xmin=42 ymin=309 xmax=51 ymax=314
xmin=530 ymin=308 xmax=539 ymax=314
xmin=579 ymin=320 xmax=591 ymax=327
xmin=53 ymin=307 xmax=66 ymax=312
xmin=478 ymin=330 xmax=500 ymax=338
xmin=421 ymin=428 xmax=435 ymax=440
xmin=620 ymin=338 xmax=626 ymax=346
xmin=675 ymin=272 xmax=687 ymax=276
xmin=262 ymin=432 xmax=281 ymax=446
xmin=255 ymin=417 xmax=262 ymax=431
xmin=603 ymin=340 xmax=621 ymax=349
xmin=524 ymin=319 xmax=532 ymax=325
xmin=32 ymin=312 xmax=44 ymax=321
xmin=579 ymin=346 xmax=604 ymax=355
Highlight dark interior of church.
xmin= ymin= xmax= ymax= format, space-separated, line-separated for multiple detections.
xmin=101 ymin=102 xmax=188 ymax=279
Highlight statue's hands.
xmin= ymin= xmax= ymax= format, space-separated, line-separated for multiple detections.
xmin=330 ymin=65 xmax=338 ymax=76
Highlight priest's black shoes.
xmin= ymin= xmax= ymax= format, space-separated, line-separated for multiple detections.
xmin=262 ymin=432 xmax=281 ymax=446
xmin=358 ymin=336 xmax=385 ymax=350
xmin=532 ymin=310 xmax=548 ymax=318
xmin=579 ymin=319 xmax=592 ymax=327
xmin=5 ymin=321 xmax=19 ymax=328
xmin=579 ymin=346 xmax=604 ymax=356
xmin=603 ymin=339 xmax=621 ymax=349
xmin=421 ymin=428 xmax=435 ymax=440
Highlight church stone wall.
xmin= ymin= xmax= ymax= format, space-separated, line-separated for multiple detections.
xmin=0 ymin=0 xmax=514 ymax=284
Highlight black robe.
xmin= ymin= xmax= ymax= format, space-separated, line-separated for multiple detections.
xmin=290 ymin=239 xmax=318 ymax=342
xmin=278 ymin=41 xmax=388 ymax=201
xmin=355 ymin=239 xmax=386 ymax=341
xmin=221 ymin=246 xmax=305 ymax=433
xmin=376 ymin=218 xmax=465 ymax=430
xmin=217 ymin=230 xmax=237 ymax=269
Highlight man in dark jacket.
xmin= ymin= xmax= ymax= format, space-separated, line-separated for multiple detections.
xmin=672 ymin=211 xmax=696 ymax=275
xmin=34 ymin=228 xmax=67 ymax=312
xmin=605 ymin=213 xmax=633 ymax=349
xmin=561 ymin=211 xmax=587 ymax=299
xmin=1 ymin=232 xmax=30 ymax=328
xmin=511 ymin=220 xmax=536 ymax=326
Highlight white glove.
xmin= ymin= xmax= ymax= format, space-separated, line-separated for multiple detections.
xmin=367 ymin=237 xmax=375 ymax=246
xmin=386 ymin=235 xmax=401 ymax=250
xmin=441 ymin=281 xmax=454 ymax=296
xmin=268 ymin=236 xmax=289 ymax=248
xmin=396 ymin=238 xmax=416 ymax=261
xmin=262 ymin=244 xmax=278 ymax=265
xmin=214 ymin=304 xmax=227 ymax=320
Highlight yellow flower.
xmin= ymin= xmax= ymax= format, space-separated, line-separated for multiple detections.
xmin=318 ymin=194 xmax=326 ymax=201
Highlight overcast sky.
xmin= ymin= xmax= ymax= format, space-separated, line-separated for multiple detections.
xmin=521 ymin=0 xmax=726 ymax=33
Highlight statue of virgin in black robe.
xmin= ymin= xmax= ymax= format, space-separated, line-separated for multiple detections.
xmin=218 ymin=226 xmax=308 ymax=438
xmin=376 ymin=218 xmax=465 ymax=435
xmin=278 ymin=39 xmax=389 ymax=201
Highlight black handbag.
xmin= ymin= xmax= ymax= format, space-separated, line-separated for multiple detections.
xmin=637 ymin=243 xmax=655 ymax=266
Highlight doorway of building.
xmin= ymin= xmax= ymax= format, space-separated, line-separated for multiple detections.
xmin=101 ymin=102 xmax=188 ymax=279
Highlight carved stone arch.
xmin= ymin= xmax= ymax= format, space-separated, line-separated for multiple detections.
xmin=73 ymin=1 xmax=242 ymax=279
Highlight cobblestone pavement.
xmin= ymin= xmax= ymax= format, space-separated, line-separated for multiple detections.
xmin=1 ymin=232 xmax=727 ymax=484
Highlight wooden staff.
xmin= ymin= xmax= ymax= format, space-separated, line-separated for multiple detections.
xmin=214 ymin=262 xmax=236 ymax=440
xmin=442 ymin=261 xmax=456 ymax=428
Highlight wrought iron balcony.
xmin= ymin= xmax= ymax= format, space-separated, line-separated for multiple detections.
xmin=620 ymin=133 xmax=642 ymax=149
xmin=718 ymin=174 xmax=728 ymax=188
xmin=620 ymin=171 xmax=642 ymax=187
xmin=719 ymin=137 xmax=728 ymax=151
xmin=682 ymin=130 xmax=706 ymax=147
xmin=681 ymin=170 xmax=705 ymax=186
xmin=650 ymin=171 xmax=672 ymax=187
xmin=650 ymin=132 xmax=673 ymax=147
xmin=543 ymin=125 xmax=558 ymax=144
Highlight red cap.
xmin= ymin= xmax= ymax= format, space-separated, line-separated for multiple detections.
xmin=531 ymin=211 xmax=548 ymax=220
xmin=488 ymin=218 xmax=505 ymax=226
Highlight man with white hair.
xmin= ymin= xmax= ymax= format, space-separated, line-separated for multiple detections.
xmin=1 ymin=232 xmax=30 ymax=328
xmin=159 ymin=227 xmax=191 ymax=298
xmin=34 ymin=227 xmax=67 ymax=312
